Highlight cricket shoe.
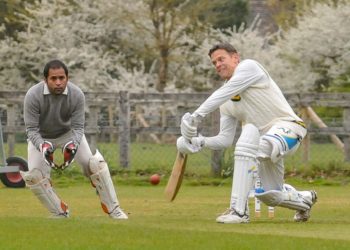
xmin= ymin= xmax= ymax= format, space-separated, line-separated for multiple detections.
xmin=216 ymin=208 xmax=249 ymax=224
xmin=294 ymin=190 xmax=317 ymax=222
xmin=49 ymin=211 xmax=70 ymax=219
xmin=109 ymin=206 xmax=128 ymax=219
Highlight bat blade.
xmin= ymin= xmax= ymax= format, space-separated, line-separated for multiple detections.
xmin=164 ymin=151 xmax=187 ymax=202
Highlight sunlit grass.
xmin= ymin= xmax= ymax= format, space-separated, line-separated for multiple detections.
xmin=0 ymin=184 xmax=349 ymax=249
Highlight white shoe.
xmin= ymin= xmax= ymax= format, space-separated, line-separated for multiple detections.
xmin=294 ymin=190 xmax=317 ymax=222
xmin=216 ymin=208 xmax=249 ymax=224
xmin=109 ymin=206 xmax=128 ymax=219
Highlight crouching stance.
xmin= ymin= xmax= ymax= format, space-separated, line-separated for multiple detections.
xmin=21 ymin=142 xmax=127 ymax=219
xmin=22 ymin=59 xmax=127 ymax=219
xmin=177 ymin=43 xmax=317 ymax=224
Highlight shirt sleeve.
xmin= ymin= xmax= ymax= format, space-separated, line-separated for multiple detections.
xmin=70 ymin=89 xmax=85 ymax=146
xmin=194 ymin=60 xmax=266 ymax=118
xmin=204 ymin=114 xmax=238 ymax=150
xmin=24 ymin=90 xmax=44 ymax=151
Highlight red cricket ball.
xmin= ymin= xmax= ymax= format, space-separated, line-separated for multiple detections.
xmin=150 ymin=174 xmax=160 ymax=185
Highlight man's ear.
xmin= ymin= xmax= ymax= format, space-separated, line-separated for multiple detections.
xmin=233 ymin=53 xmax=240 ymax=63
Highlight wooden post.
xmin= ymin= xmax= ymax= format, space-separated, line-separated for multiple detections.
xmin=135 ymin=105 xmax=141 ymax=143
xmin=6 ymin=103 xmax=16 ymax=157
xmin=108 ymin=105 xmax=115 ymax=142
xmin=86 ymin=104 xmax=99 ymax=153
xmin=211 ymin=110 xmax=222 ymax=177
xmin=300 ymin=107 xmax=310 ymax=163
xmin=119 ymin=91 xmax=130 ymax=168
xmin=306 ymin=106 xmax=344 ymax=152
xmin=343 ymin=108 xmax=350 ymax=162
xmin=161 ymin=103 xmax=167 ymax=143
xmin=136 ymin=113 xmax=161 ymax=143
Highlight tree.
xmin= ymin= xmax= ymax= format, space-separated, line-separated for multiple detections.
xmin=0 ymin=0 xmax=253 ymax=93
xmin=0 ymin=0 xmax=35 ymax=39
xmin=275 ymin=1 xmax=350 ymax=92
xmin=267 ymin=0 xmax=343 ymax=31
xmin=99 ymin=0 xmax=209 ymax=92
xmin=0 ymin=0 xmax=154 ymax=92
xmin=192 ymin=0 xmax=248 ymax=30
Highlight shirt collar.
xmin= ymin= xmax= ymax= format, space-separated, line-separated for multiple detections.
xmin=43 ymin=81 xmax=68 ymax=95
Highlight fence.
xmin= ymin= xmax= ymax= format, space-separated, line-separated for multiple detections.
xmin=0 ymin=91 xmax=349 ymax=175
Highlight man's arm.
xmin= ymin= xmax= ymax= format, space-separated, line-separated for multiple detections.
xmin=203 ymin=114 xmax=238 ymax=150
xmin=24 ymin=90 xmax=44 ymax=150
xmin=194 ymin=60 xmax=266 ymax=118
xmin=70 ymin=88 xmax=85 ymax=146
xmin=191 ymin=114 xmax=238 ymax=151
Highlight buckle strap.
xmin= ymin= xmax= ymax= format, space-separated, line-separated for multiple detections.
xmin=293 ymin=120 xmax=306 ymax=128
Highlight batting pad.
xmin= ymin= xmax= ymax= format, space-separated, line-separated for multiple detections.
xmin=230 ymin=124 xmax=260 ymax=215
xmin=255 ymin=189 xmax=310 ymax=211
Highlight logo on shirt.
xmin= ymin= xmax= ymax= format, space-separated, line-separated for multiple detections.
xmin=231 ymin=95 xmax=241 ymax=102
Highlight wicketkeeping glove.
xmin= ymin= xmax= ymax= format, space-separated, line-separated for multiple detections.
xmin=40 ymin=141 xmax=55 ymax=167
xmin=62 ymin=141 xmax=78 ymax=168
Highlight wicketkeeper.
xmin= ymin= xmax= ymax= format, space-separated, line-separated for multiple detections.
xmin=177 ymin=43 xmax=317 ymax=224
xmin=21 ymin=59 xmax=127 ymax=219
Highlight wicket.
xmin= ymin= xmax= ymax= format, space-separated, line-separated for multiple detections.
xmin=252 ymin=176 xmax=275 ymax=218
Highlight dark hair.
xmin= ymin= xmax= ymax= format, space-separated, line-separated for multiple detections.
xmin=43 ymin=60 xmax=68 ymax=78
xmin=208 ymin=43 xmax=237 ymax=57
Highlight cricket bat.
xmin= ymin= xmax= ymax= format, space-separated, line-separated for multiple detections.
xmin=164 ymin=151 xmax=188 ymax=201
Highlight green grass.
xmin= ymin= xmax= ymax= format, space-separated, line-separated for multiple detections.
xmin=0 ymin=183 xmax=349 ymax=249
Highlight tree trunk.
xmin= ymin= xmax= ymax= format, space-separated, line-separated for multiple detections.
xmin=157 ymin=48 xmax=168 ymax=92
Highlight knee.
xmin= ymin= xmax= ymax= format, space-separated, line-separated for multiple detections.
xmin=20 ymin=168 xmax=44 ymax=185
xmin=235 ymin=124 xmax=260 ymax=158
xmin=88 ymin=150 xmax=108 ymax=175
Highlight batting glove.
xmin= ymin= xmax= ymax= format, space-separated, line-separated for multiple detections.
xmin=40 ymin=141 xmax=55 ymax=167
xmin=180 ymin=112 xmax=198 ymax=140
xmin=176 ymin=136 xmax=201 ymax=154
xmin=191 ymin=135 xmax=205 ymax=149
xmin=62 ymin=141 xmax=78 ymax=168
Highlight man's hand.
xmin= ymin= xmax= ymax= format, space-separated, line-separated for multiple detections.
xmin=180 ymin=112 xmax=198 ymax=140
xmin=62 ymin=141 xmax=78 ymax=168
xmin=191 ymin=135 xmax=205 ymax=148
xmin=176 ymin=136 xmax=201 ymax=154
xmin=40 ymin=141 xmax=55 ymax=167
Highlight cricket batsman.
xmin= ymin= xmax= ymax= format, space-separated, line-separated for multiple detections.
xmin=177 ymin=43 xmax=317 ymax=223
xmin=21 ymin=59 xmax=127 ymax=219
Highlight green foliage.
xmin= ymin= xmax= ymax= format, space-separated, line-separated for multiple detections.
xmin=191 ymin=0 xmax=248 ymax=29
xmin=267 ymin=0 xmax=343 ymax=31
xmin=0 ymin=0 xmax=35 ymax=38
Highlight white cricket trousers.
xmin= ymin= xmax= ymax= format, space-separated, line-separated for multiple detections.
xmin=27 ymin=132 xmax=93 ymax=178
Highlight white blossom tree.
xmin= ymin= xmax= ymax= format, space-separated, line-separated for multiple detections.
xmin=275 ymin=1 xmax=350 ymax=92
xmin=96 ymin=0 xmax=210 ymax=92
xmin=188 ymin=1 xmax=350 ymax=93
xmin=0 ymin=0 xmax=155 ymax=92
xmin=0 ymin=0 xmax=348 ymax=93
